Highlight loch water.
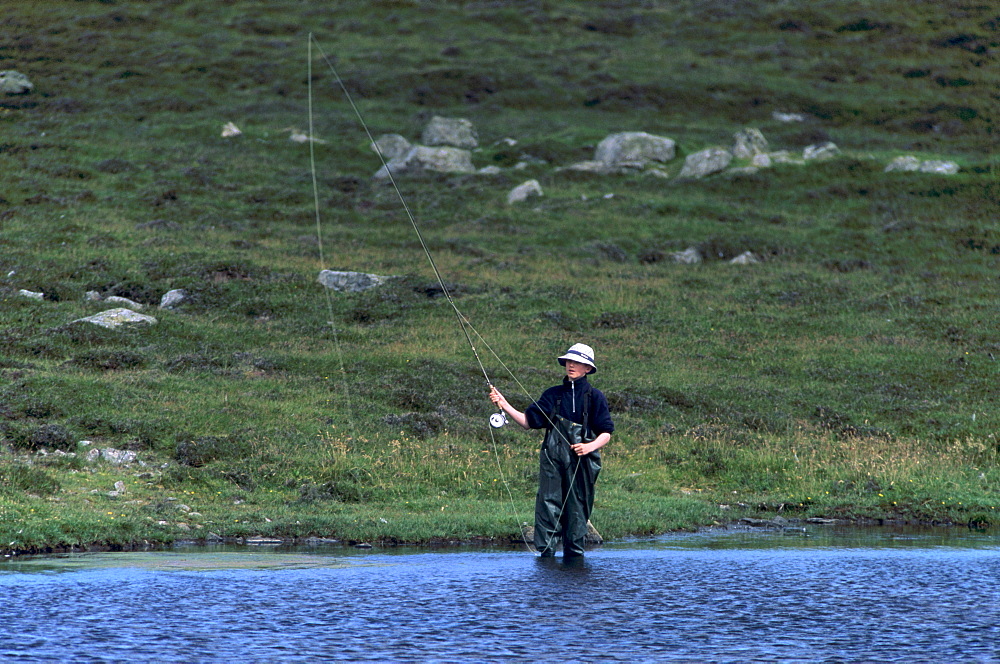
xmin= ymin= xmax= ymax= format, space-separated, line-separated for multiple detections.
xmin=1 ymin=526 xmax=998 ymax=663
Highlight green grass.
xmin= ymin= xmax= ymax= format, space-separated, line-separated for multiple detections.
xmin=1 ymin=0 xmax=998 ymax=553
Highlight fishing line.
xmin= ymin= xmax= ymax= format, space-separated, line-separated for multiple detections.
xmin=309 ymin=35 xmax=493 ymax=390
xmin=310 ymin=34 xmax=597 ymax=556
xmin=308 ymin=33 xmax=541 ymax=551
xmin=308 ymin=36 xmax=357 ymax=449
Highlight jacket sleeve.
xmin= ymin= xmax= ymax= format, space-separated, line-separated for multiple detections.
xmin=524 ymin=386 xmax=558 ymax=430
xmin=589 ymin=388 xmax=615 ymax=435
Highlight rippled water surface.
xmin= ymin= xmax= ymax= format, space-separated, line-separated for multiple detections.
xmin=2 ymin=527 xmax=999 ymax=662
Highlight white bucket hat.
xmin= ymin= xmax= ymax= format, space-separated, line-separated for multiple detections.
xmin=558 ymin=343 xmax=597 ymax=373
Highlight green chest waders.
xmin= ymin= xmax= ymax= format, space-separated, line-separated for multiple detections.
xmin=534 ymin=389 xmax=601 ymax=557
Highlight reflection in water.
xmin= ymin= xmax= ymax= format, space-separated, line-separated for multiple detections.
xmin=1 ymin=527 xmax=999 ymax=662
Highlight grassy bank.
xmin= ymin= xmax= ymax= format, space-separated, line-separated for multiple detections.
xmin=1 ymin=0 xmax=998 ymax=554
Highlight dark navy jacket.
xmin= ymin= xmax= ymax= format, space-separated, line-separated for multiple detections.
xmin=524 ymin=376 xmax=615 ymax=436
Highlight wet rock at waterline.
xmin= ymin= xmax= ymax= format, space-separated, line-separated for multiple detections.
xmin=0 ymin=70 xmax=34 ymax=94
xmin=317 ymin=270 xmax=388 ymax=293
xmin=507 ymin=179 xmax=543 ymax=204
xmin=421 ymin=116 xmax=478 ymax=149
xmin=594 ymin=131 xmax=676 ymax=169
xmin=73 ymin=308 xmax=158 ymax=330
xmin=373 ymin=146 xmax=476 ymax=179
xmin=678 ymin=147 xmax=733 ymax=179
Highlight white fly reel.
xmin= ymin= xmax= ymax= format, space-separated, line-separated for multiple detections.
xmin=489 ymin=412 xmax=508 ymax=429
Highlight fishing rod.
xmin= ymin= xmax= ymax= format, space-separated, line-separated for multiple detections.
xmin=308 ymin=35 xmax=595 ymax=556
xmin=307 ymin=34 xmax=538 ymax=550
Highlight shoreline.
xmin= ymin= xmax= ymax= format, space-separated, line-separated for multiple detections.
xmin=2 ymin=514 xmax=984 ymax=560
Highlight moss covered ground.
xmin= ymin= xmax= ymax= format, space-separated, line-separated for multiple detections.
xmin=0 ymin=0 xmax=997 ymax=554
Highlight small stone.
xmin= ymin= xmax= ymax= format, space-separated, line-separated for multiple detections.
xmin=507 ymin=179 xmax=543 ymax=204
xmin=317 ymin=270 xmax=387 ymax=293
xmin=0 ymin=70 xmax=34 ymax=95
xmin=730 ymin=251 xmax=760 ymax=265
xmin=803 ymin=142 xmax=839 ymax=160
xmin=73 ymin=308 xmax=157 ymax=330
xmin=104 ymin=296 xmax=144 ymax=310
xmin=159 ymin=289 xmax=188 ymax=310
xmin=918 ymin=160 xmax=959 ymax=175
xmin=885 ymin=156 xmax=921 ymax=172
xmin=772 ymin=111 xmax=805 ymax=122
xmin=672 ymin=247 xmax=702 ymax=264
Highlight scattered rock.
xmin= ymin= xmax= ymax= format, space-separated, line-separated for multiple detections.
xmin=371 ymin=133 xmax=412 ymax=162
xmin=557 ymin=160 xmax=611 ymax=174
xmin=285 ymin=128 xmax=325 ymax=144
xmin=672 ymin=247 xmax=702 ymax=264
xmin=772 ymin=111 xmax=805 ymax=122
xmin=421 ymin=116 xmax=478 ymax=149
xmin=221 ymin=122 xmax=242 ymax=137
xmin=732 ymin=128 xmax=768 ymax=159
xmin=374 ymin=145 xmax=476 ymax=179
xmin=507 ymin=179 xmax=543 ymax=204
xmin=918 ymin=160 xmax=959 ymax=174
xmin=729 ymin=251 xmax=760 ymax=265
xmin=84 ymin=290 xmax=102 ymax=302
xmin=103 ymin=296 xmax=144 ymax=310
xmin=768 ymin=150 xmax=804 ymax=165
xmin=18 ymin=289 xmax=44 ymax=300
xmin=594 ymin=131 xmax=676 ymax=169
xmin=751 ymin=153 xmax=773 ymax=168
xmin=159 ymin=289 xmax=189 ymax=309
xmin=678 ymin=147 xmax=733 ymax=178
xmin=86 ymin=448 xmax=139 ymax=465
xmin=885 ymin=155 xmax=921 ymax=172
xmin=73 ymin=308 xmax=158 ymax=330
xmin=477 ymin=165 xmax=503 ymax=175
xmin=803 ymin=142 xmax=839 ymax=160
xmin=885 ymin=155 xmax=959 ymax=174
xmin=0 ymin=70 xmax=34 ymax=95
xmin=317 ymin=269 xmax=388 ymax=293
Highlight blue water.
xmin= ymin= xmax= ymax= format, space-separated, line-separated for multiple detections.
xmin=1 ymin=527 xmax=998 ymax=662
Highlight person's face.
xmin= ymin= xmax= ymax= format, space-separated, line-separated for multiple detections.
xmin=564 ymin=360 xmax=591 ymax=381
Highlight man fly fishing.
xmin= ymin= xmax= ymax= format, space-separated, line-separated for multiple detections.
xmin=489 ymin=343 xmax=614 ymax=557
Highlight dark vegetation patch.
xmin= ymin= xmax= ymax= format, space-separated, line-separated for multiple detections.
xmin=813 ymin=406 xmax=892 ymax=440
xmin=0 ymin=465 xmax=60 ymax=496
xmin=2 ymin=423 xmax=74 ymax=452
xmin=383 ymin=411 xmax=446 ymax=439
xmin=174 ymin=434 xmax=247 ymax=467
xmin=68 ymin=416 xmax=162 ymax=450
xmin=66 ymin=349 xmax=148 ymax=372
